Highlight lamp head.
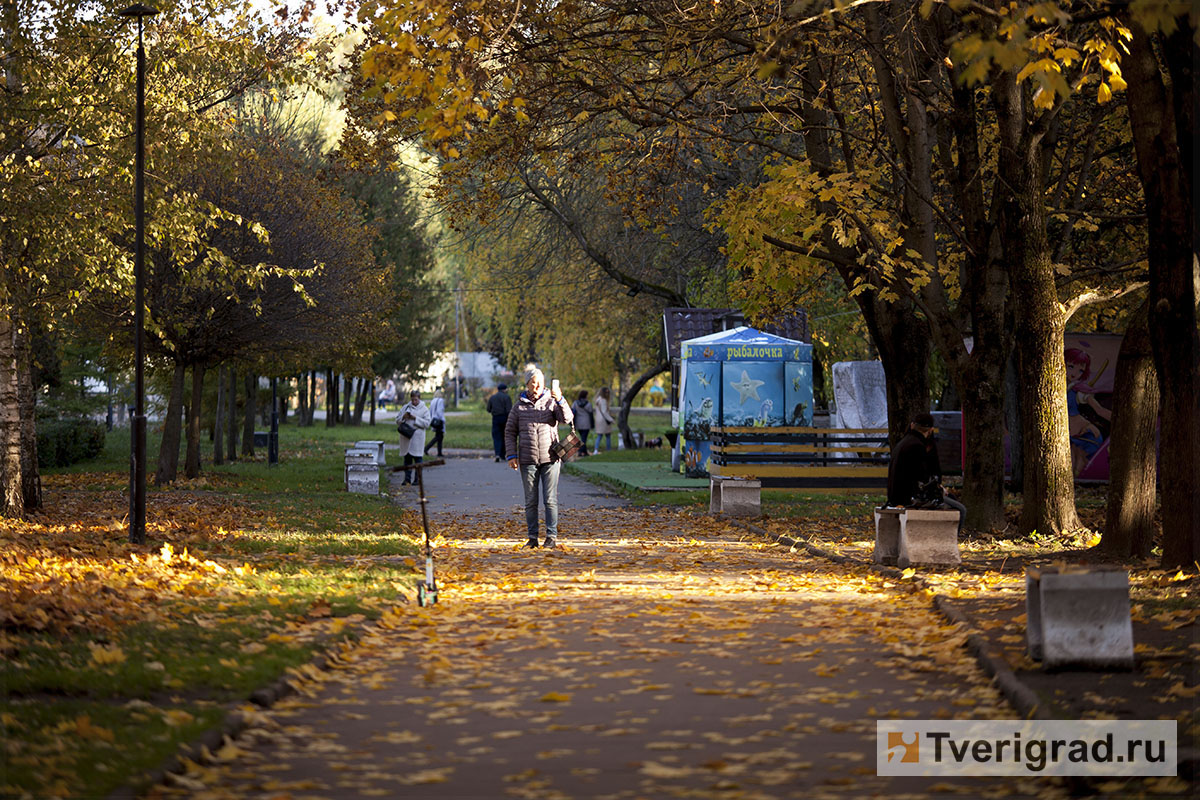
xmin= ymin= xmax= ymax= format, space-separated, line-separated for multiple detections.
xmin=118 ymin=3 xmax=159 ymax=18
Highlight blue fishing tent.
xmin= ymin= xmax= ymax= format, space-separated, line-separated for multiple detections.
xmin=677 ymin=327 xmax=812 ymax=475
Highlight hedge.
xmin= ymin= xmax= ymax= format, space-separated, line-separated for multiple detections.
xmin=37 ymin=419 xmax=106 ymax=469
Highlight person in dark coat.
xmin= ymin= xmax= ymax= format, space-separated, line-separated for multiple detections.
xmin=886 ymin=412 xmax=966 ymax=532
xmin=486 ymin=383 xmax=513 ymax=462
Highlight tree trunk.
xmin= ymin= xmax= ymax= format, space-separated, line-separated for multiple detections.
xmin=957 ymin=370 xmax=1008 ymax=532
xmin=1004 ymin=353 xmax=1023 ymax=493
xmin=214 ymin=366 xmax=225 ymax=466
xmin=1124 ymin=20 xmax=1199 ymax=568
xmin=354 ymin=378 xmax=369 ymax=424
xmin=1100 ymin=300 xmax=1159 ymax=558
xmin=342 ymin=374 xmax=353 ymax=424
xmin=325 ymin=368 xmax=336 ymax=427
xmin=861 ymin=295 xmax=931 ymax=446
xmin=226 ymin=366 xmax=238 ymax=461
xmin=994 ymin=71 xmax=1080 ymax=537
xmin=154 ymin=361 xmax=186 ymax=485
xmin=0 ymin=308 xmax=23 ymax=517
xmin=297 ymin=372 xmax=308 ymax=427
xmin=617 ymin=360 xmax=669 ymax=448
xmin=185 ymin=364 xmax=205 ymax=479
xmin=369 ymin=381 xmax=376 ymax=426
xmin=15 ymin=321 xmax=39 ymax=511
xmin=242 ymin=372 xmax=256 ymax=456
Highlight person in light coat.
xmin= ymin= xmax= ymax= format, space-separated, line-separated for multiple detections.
xmin=397 ymin=390 xmax=432 ymax=485
xmin=592 ymin=386 xmax=615 ymax=452
xmin=424 ymin=388 xmax=446 ymax=457
xmin=505 ymin=368 xmax=572 ymax=548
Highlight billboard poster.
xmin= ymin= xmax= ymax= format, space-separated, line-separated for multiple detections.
xmin=1063 ymin=334 xmax=1121 ymax=481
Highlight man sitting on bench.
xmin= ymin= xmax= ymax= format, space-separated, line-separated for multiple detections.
xmin=886 ymin=412 xmax=967 ymax=533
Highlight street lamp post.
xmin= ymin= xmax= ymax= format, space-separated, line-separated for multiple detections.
xmin=119 ymin=3 xmax=157 ymax=544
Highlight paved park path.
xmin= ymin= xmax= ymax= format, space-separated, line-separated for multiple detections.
xmin=154 ymin=455 xmax=1068 ymax=800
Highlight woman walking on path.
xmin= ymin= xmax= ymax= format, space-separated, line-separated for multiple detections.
xmin=505 ymin=368 xmax=573 ymax=548
xmin=397 ymin=390 xmax=432 ymax=485
xmin=571 ymin=390 xmax=594 ymax=456
xmin=424 ymin=388 xmax=446 ymax=457
xmin=592 ymin=386 xmax=615 ymax=453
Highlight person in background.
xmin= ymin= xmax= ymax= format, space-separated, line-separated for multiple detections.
xmin=592 ymin=386 xmax=615 ymax=453
xmin=378 ymin=378 xmax=396 ymax=411
xmin=397 ymin=390 xmax=431 ymax=485
xmin=486 ymin=383 xmax=513 ymax=462
xmin=505 ymin=368 xmax=572 ymax=548
xmin=571 ymin=390 xmax=594 ymax=456
xmin=424 ymin=388 xmax=446 ymax=458
xmin=886 ymin=412 xmax=966 ymax=533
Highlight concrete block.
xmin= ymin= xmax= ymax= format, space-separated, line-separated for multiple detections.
xmin=1026 ymin=568 xmax=1134 ymax=670
xmin=898 ymin=509 xmax=961 ymax=568
xmin=345 ymin=464 xmax=379 ymax=495
xmin=873 ymin=507 xmax=903 ymax=565
xmin=355 ymin=440 xmax=386 ymax=466
xmin=709 ymin=476 xmax=761 ymax=517
xmin=344 ymin=448 xmax=376 ymax=467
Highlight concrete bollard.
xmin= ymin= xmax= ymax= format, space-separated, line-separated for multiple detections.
xmin=345 ymin=448 xmax=379 ymax=495
xmin=354 ymin=440 xmax=387 ymax=466
xmin=709 ymin=476 xmax=761 ymax=517
xmin=873 ymin=507 xmax=903 ymax=565
xmin=897 ymin=508 xmax=961 ymax=568
xmin=1026 ymin=567 xmax=1135 ymax=670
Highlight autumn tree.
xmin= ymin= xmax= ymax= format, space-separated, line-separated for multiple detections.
xmin=1119 ymin=5 xmax=1197 ymax=566
xmin=0 ymin=0 xmax=309 ymax=513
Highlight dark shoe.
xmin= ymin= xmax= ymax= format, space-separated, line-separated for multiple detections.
xmin=543 ymin=537 xmax=557 ymax=549
xmin=525 ymin=538 xmax=539 ymax=548
xmin=494 ymin=456 xmax=501 ymax=462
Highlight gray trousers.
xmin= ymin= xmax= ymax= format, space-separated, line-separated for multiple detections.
xmin=520 ymin=462 xmax=561 ymax=540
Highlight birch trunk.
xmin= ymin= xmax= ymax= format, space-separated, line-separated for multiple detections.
xmin=16 ymin=322 xmax=38 ymax=510
xmin=0 ymin=308 xmax=23 ymax=517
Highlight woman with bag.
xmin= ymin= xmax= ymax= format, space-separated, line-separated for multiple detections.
xmin=505 ymin=368 xmax=573 ymax=548
xmin=397 ymin=390 xmax=432 ymax=485
xmin=592 ymin=386 xmax=615 ymax=453
xmin=571 ymin=390 xmax=594 ymax=456
xmin=424 ymin=388 xmax=446 ymax=457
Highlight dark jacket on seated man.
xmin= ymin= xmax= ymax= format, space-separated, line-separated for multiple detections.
xmin=886 ymin=413 xmax=941 ymax=507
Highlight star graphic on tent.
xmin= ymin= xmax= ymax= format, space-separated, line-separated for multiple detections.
xmin=730 ymin=370 xmax=764 ymax=405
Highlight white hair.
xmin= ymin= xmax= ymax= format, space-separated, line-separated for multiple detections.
xmin=525 ymin=368 xmax=544 ymax=386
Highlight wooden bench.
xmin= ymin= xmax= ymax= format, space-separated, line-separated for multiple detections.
xmin=709 ymin=426 xmax=890 ymax=494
